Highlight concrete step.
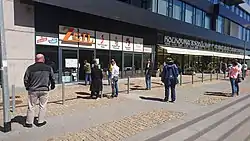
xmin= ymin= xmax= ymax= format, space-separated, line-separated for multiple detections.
xmin=153 ymin=96 xmax=250 ymax=141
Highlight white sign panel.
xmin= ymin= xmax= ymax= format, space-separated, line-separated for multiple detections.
xmin=78 ymin=28 xmax=95 ymax=49
xmin=65 ymin=59 xmax=78 ymax=68
xmin=123 ymin=36 xmax=133 ymax=52
xmin=36 ymin=36 xmax=58 ymax=46
xmin=134 ymin=37 xmax=143 ymax=52
xmin=96 ymin=31 xmax=109 ymax=50
xmin=144 ymin=47 xmax=152 ymax=53
xmin=59 ymin=26 xmax=78 ymax=47
xmin=110 ymin=34 xmax=122 ymax=51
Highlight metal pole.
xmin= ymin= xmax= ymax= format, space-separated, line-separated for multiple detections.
xmin=180 ymin=72 xmax=182 ymax=86
xmin=202 ymin=71 xmax=204 ymax=83
xmin=210 ymin=71 xmax=212 ymax=81
xmin=243 ymin=40 xmax=246 ymax=78
xmin=216 ymin=70 xmax=219 ymax=80
xmin=191 ymin=72 xmax=194 ymax=84
xmin=11 ymin=85 xmax=15 ymax=113
xmin=0 ymin=0 xmax=11 ymax=132
xmin=127 ymin=76 xmax=130 ymax=94
xmin=62 ymin=82 xmax=65 ymax=105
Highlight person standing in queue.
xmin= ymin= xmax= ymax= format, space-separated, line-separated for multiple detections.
xmin=228 ymin=61 xmax=241 ymax=97
xmin=145 ymin=59 xmax=153 ymax=90
xmin=84 ymin=60 xmax=92 ymax=85
xmin=111 ymin=60 xmax=119 ymax=98
xmin=24 ymin=54 xmax=55 ymax=128
xmin=161 ymin=58 xmax=179 ymax=103
xmin=90 ymin=59 xmax=103 ymax=99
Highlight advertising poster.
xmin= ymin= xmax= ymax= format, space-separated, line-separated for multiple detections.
xmin=110 ymin=34 xmax=122 ymax=51
xmin=59 ymin=25 xmax=78 ymax=47
xmin=78 ymin=28 xmax=95 ymax=48
xmin=65 ymin=59 xmax=78 ymax=68
xmin=144 ymin=47 xmax=152 ymax=53
xmin=96 ymin=31 xmax=109 ymax=50
xmin=123 ymin=36 xmax=133 ymax=52
xmin=36 ymin=36 xmax=58 ymax=46
xmin=133 ymin=37 xmax=143 ymax=52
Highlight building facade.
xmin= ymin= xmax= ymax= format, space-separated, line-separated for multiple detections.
xmin=2 ymin=0 xmax=250 ymax=87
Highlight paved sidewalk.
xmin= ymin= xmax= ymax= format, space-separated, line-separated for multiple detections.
xmin=0 ymin=76 xmax=249 ymax=141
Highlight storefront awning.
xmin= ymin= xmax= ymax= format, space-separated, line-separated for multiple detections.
xmin=160 ymin=46 xmax=214 ymax=56
xmin=160 ymin=46 xmax=250 ymax=59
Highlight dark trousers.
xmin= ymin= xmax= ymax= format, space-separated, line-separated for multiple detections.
xmin=164 ymin=79 xmax=176 ymax=101
xmin=91 ymin=91 xmax=100 ymax=98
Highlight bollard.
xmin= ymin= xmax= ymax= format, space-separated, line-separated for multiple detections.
xmin=191 ymin=72 xmax=194 ymax=84
xmin=11 ymin=85 xmax=15 ymax=113
xmin=202 ymin=71 xmax=204 ymax=83
xmin=62 ymin=82 xmax=65 ymax=105
xmin=180 ymin=72 xmax=182 ymax=86
xmin=210 ymin=71 xmax=212 ymax=81
xmin=127 ymin=76 xmax=130 ymax=94
xmin=216 ymin=71 xmax=219 ymax=80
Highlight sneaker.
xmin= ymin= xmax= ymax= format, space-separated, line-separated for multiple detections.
xmin=169 ymin=100 xmax=175 ymax=103
xmin=25 ymin=123 xmax=33 ymax=128
xmin=37 ymin=121 xmax=47 ymax=127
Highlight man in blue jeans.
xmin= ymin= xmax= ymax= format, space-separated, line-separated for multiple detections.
xmin=145 ymin=59 xmax=153 ymax=90
xmin=111 ymin=60 xmax=120 ymax=97
xmin=161 ymin=58 xmax=179 ymax=103
xmin=84 ymin=60 xmax=92 ymax=85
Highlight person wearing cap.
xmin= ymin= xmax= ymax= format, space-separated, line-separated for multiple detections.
xmin=161 ymin=58 xmax=179 ymax=102
xmin=145 ymin=59 xmax=153 ymax=90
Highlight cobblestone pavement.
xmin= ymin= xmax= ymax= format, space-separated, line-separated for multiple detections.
xmin=47 ymin=109 xmax=185 ymax=141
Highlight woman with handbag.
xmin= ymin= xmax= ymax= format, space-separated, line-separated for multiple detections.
xmin=161 ymin=58 xmax=179 ymax=103
xmin=228 ymin=61 xmax=241 ymax=97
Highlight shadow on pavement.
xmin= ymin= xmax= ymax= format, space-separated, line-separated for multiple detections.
xmin=75 ymin=92 xmax=91 ymax=96
xmin=139 ymin=96 xmax=164 ymax=102
xmin=204 ymin=91 xmax=231 ymax=97
xmin=11 ymin=116 xmax=26 ymax=127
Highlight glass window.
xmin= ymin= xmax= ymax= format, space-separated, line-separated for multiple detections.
xmin=239 ymin=26 xmax=243 ymax=39
xmin=205 ymin=14 xmax=211 ymax=29
xmin=195 ymin=8 xmax=203 ymax=27
xmin=242 ymin=28 xmax=246 ymax=41
xmin=247 ymin=15 xmax=250 ymax=21
xmin=230 ymin=21 xmax=240 ymax=39
xmin=247 ymin=29 xmax=250 ymax=41
xmin=185 ymin=4 xmax=193 ymax=24
xmin=231 ymin=6 xmax=235 ymax=12
xmin=124 ymin=53 xmax=133 ymax=77
xmin=158 ymin=0 xmax=167 ymax=16
xmin=223 ymin=18 xmax=230 ymax=35
xmin=236 ymin=7 xmax=239 ymax=15
xmin=240 ymin=9 xmax=243 ymax=17
xmin=216 ymin=16 xmax=224 ymax=33
xmin=36 ymin=45 xmax=59 ymax=84
xmin=134 ymin=54 xmax=143 ymax=77
xmin=96 ymin=50 xmax=110 ymax=71
xmin=167 ymin=0 xmax=173 ymax=17
xmin=62 ymin=49 xmax=78 ymax=83
xmin=172 ymin=0 xmax=182 ymax=20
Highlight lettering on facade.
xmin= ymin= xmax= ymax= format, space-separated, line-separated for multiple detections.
xmin=62 ymin=28 xmax=94 ymax=45
xmin=164 ymin=36 xmax=243 ymax=55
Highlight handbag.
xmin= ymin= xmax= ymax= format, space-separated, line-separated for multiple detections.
xmin=236 ymin=74 xmax=242 ymax=83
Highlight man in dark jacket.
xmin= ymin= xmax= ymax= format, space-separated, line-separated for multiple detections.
xmin=161 ymin=58 xmax=179 ymax=103
xmin=145 ymin=59 xmax=153 ymax=90
xmin=24 ymin=54 xmax=55 ymax=128
xmin=90 ymin=60 xmax=103 ymax=99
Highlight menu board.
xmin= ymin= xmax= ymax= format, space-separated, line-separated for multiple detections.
xmin=123 ymin=36 xmax=133 ymax=52
xmin=96 ymin=31 xmax=110 ymax=50
xmin=65 ymin=59 xmax=78 ymax=68
xmin=134 ymin=37 xmax=143 ymax=52
xmin=110 ymin=34 xmax=122 ymax=51
xmin=144 ymin=47 xmax=152 ymax=53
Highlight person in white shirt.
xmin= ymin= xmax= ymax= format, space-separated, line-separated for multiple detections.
xmin=242 ymin=63 xmax=248 ymax=78
xmin=111 ymin=60 xmax=119 ymax=97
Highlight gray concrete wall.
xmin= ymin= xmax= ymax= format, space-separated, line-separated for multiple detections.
xmin=3 ymin=0 xmax=35 ymax=88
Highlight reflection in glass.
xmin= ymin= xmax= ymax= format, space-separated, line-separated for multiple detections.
xmin=124 ymin=53 xmax=133 ymax=77
xmin=195 ymin=8 xmax=203 ymax=27
xmin=62 ymin=49 xmax=78 ymax=83
xmin=36 ymin=45 xmax=59 ymax=83
xmin=173 ymin=0 xmax=182 ymax=20
xmin=96 ymin=50 xmax=109 ymax=71
xmin=185 ymin=4 xmax=193 ymax=24
xmin=134 ymin=54 xmax=143 ymax=77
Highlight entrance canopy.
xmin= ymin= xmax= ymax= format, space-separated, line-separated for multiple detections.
xmin=160 ymin=46 xmax=250 ymax=60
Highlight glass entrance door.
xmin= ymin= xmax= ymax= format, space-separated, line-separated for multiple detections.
xmin=79 ymin=49 xmax=94 ymax=81
xmin=134 ymin=53 xmax=143 ymax=77
xmin=123 ymin=53 xmax=133 ymax=78
xmin=61 ymin=49 xmax=78 ymax=83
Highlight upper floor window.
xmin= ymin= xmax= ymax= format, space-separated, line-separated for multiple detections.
xmin=195 ymin=9 xmax=203 ymax=27
xmin=205 ymin=14 xmax=211 ymax=29
xmin=158 ymin=0 xmax=167 ymax=16
xmin=173 ymin=0 xmax=182 ymax=20
xmin=185 ymin=4 xmax=193 ymax=24
xmin=216 ymin=16 xmax=224 ymax=33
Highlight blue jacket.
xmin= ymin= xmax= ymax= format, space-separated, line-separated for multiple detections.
xmin=161 ymin=63 xmax=179 ymax=84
